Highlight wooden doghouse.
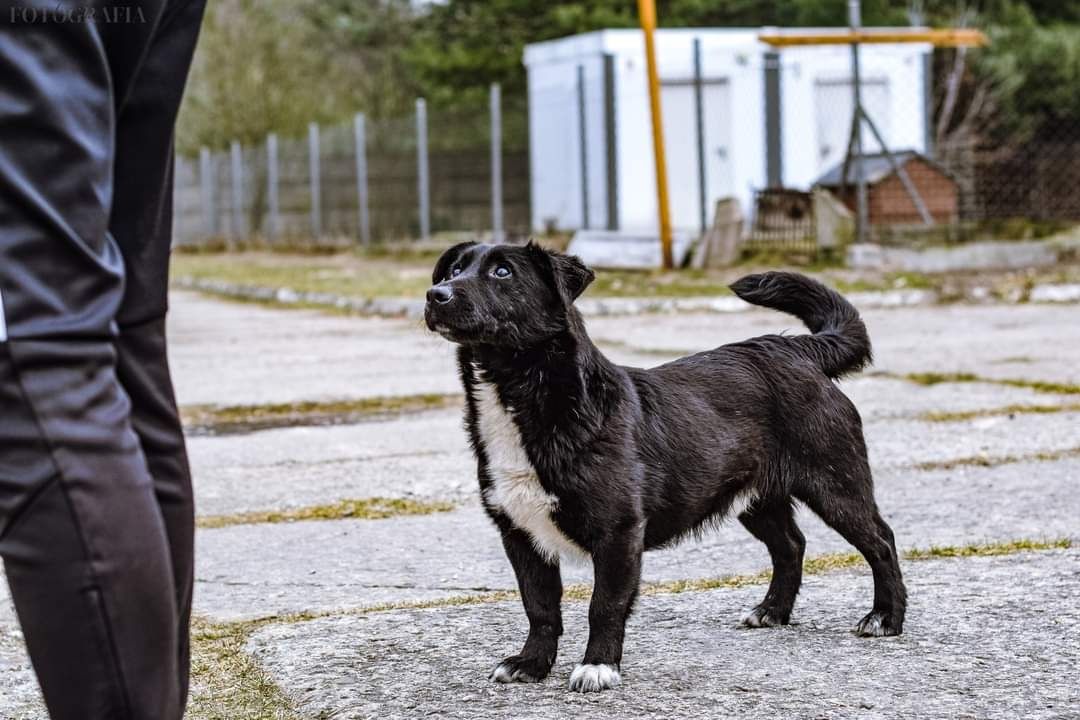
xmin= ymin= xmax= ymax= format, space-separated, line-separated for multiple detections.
xmin=816 ymin=151 xmax=958 ymax=226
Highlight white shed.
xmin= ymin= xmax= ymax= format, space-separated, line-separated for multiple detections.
xmin=523 ymin=28 xmax=931 ymax=236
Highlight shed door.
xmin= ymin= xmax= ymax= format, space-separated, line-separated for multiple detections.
xmin=661 ymin=80 xmax=733 ymax=233
xmin=814 ymin=78 xmax=891 ymax=177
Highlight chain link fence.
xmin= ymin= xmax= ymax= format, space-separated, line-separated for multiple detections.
xmin=174 ymin=86 xmax=530 ymax=247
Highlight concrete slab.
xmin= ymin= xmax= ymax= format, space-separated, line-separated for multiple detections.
xmin=168 ymin=291 xmax=460 ymax=406
xmin=192 ymin=457 xmax=1080 ymax=622
xmin=187 ymin=409 xmax=474 ymax=516
xmin=247 ymin=548 xmax=1080 ymax=720
xmin=183 ymin=399 xmax=1079 ymax=519
xmin=168 ymin=291 xmax=667 ymax=409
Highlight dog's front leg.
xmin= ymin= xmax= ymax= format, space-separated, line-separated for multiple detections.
xmin=570 ymin=521 xmax=644 ymax=693
xmin=490 ymin=526 xmax=563 ymax=684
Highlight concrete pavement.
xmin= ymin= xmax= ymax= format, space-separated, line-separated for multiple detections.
xmin=0 ymin=289 xmax=1077 ymax=718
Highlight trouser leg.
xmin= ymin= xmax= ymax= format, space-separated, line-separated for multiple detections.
xmin=0 ymin=341 xmax=180 ymax=720
xmin=110 ymin=0 xmax=207 ymax=705
xmin=115 ymin=318 xmax=195 ymax=707
xmin=0 ymin=2 xmax=204 ymax=717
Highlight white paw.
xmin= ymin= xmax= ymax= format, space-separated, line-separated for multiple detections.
xmin=568 ymin=663 xmax=621 ymax=693
xmin=491 ymin=662 xmax=516 ymax=683
xmin=740 ymin=606 xmax=784 ymax=628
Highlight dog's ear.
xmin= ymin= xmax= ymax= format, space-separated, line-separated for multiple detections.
xmin=431 ymin=241 xmax=476 ymax=284
xmin=528 ymin=241 xmax=595 ymax=305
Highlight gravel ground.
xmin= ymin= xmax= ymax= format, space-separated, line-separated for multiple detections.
xmin=247 ymin=548 xmax=1080 ymax=720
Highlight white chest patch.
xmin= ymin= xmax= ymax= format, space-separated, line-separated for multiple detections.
xmin=471 ymin=370 xmax=588 ymax=564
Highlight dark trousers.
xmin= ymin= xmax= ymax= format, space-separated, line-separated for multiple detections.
xmin=0 ymin=1 xmax=206 ymax=717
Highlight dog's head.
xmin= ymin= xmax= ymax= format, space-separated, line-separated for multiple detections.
xmin=424 ymin=241 xmax=594 ymax=348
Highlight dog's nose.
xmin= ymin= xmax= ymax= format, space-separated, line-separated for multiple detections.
xmin=427 ymin=285 xmax=454 ymax=305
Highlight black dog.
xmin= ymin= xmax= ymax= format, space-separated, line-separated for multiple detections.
xmin=425 ymin=241 xmax=906 ymax=693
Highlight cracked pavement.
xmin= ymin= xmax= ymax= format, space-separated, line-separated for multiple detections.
xmin=1 ymin=290 xmax=1078 ymax=718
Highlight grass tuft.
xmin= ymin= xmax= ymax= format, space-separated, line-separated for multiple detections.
xmin=181 ymin=394 xmax=461 ymax=435
xmin=890 ymin=371 xmax=1080 ymax=396
xmin=904 ymin=538 xmax=1071 ymax=560
xmin=901 ymin=372 xmax=983 ymax=386
xmin=197 ymin=497 xmax=456 ymax=530
xmin=189 ymin=619 xmax=300 ymax=720
xmin=920 ymin=403 xmax=1080 ymax=422
xmin=913 ymin=447 xmax=1080 ymax=471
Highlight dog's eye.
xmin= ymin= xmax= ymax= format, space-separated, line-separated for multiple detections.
xmin=492 ymin=265 xmax=512 ymax=279
xmin=448 ymin=266 xmax=462 ymax=280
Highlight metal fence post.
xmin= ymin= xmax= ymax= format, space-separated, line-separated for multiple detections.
xmin=693 ymin=39 xmax=707 ymax=235
xmin=490 ymin=83 xmax=504 ymax=244
xmin=309 ymin=122 xmax=322 ymax=239
xmin=923 ymin=51 xmax=935 ymax=158
xmin=267 ymin=133 xmax=279 ymax=242
xmin=603 ymin=53 xmax=619 ymax=231
xmin=199 ymin=146 xmax=214 ymax=238
xmin=577 ymin=64 xmax=590 ymax=230
xmin=230 ymin=140 xmax=243 ymax=240
xmin=764 ymin=51 xmax=783 ymax=189
xmin=173 ymin=156 xmax=186 ymax=247
xmin=354 ymin=113 xmax=371 ymax=245
xmin=416 ymin=98 xmax=430 ymax=241
xmin=849 ymin=0 xmax=869 ymax=244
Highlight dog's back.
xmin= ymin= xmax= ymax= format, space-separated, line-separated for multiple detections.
xmin=628 ymin=272 xmax=874 ymax=547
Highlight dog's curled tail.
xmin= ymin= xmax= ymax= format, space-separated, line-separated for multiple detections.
xmin=729 ymin=272 xmax=872 ymax=378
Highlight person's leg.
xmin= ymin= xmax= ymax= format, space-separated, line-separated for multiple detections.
xmin=0 ymin=3 xmax=189 ymax=717
xmin=0 ymin=342 xmax=181 ymax=719
xmin=110 ymin=0 xmax=208 ymax=706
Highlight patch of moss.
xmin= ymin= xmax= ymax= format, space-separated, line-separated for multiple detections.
xmin=189 ymin=618 xmax=300 ymax=720
xmin=899 ymin=371 xmax=983 ymax=386
xmin=919 ymin=403 xmax=1080 ymax=422
xmin=197 ymin=497 xmax=456 ymax=530
xmin=904 ymin=538 xmax=1070 ymax=560
xmin=890 ymin=371 xmax=1080 ymax=396
xmin=181 ymin=394 xmax=462 ymax=435
xmin=998 ymin=378 xmax=1080 ymax=395
xmin=803 ymin=552 xmax=865 ymax=574
xmin=913 ymin=447 xmax=1080 ymax=472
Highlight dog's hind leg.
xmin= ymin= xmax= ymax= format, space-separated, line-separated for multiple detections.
xmin=797 ymin=475 xmax=907 ymax=637
xmin=490 ymin=527 xmax=563 ymax=684
xmin=738 ymin=500 xmax=806 ymax=628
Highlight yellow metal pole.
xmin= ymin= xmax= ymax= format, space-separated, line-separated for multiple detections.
xmin=758 ymin=28 xmax=990 ymax=48
xmin=637 ymin=0 xmax=674 ymax=269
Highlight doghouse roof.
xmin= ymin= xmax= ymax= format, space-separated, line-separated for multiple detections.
xmin=815 ymin=150 xmax=952 ymax=188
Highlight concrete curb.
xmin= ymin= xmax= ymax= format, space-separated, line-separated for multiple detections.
xmin=172 ymin=276 xmax=1080 ymax=320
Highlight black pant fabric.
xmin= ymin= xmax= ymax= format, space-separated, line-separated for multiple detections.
xmin=0 ymin=1 xmax=205 ymax=717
